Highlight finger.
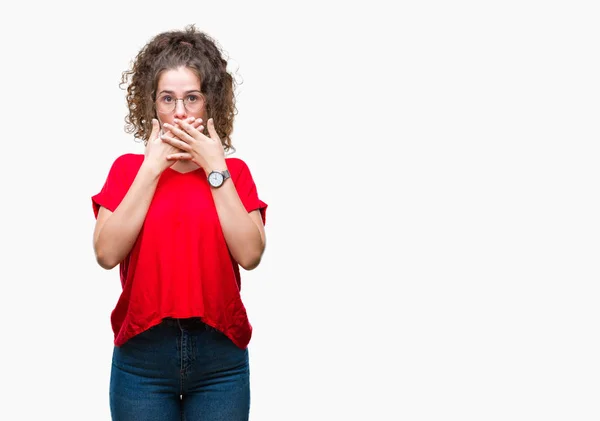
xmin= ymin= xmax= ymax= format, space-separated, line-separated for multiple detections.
xmin=174 ymin=117 xmax=203 ymax=132
xmin=164 ymin=122 xmax=195 ymax=144
xmin=166 ymin=152 xmax=193 ymax=160
xmin=191 ymin=118 xmax=203 ymax=130
xmin=181 ymin=118 xmax=203 ymax=132
xmin=149 ymin=118 xmax=160 ymax=142
xmin=206 ymin=118 xmax=220 ymax=141
xmin=161 ymin=133 xmax=192 ymax=151
xmin=174 ymin=116 xmax=194 ymax=128
xmin=174 ymin=118 xmax=205 ymax=139
xmin=173 ymin=118 xmax=202 ymax=135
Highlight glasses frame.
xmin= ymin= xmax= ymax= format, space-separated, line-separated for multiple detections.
xmin=154 ymin=91 xmax=206 ymax=114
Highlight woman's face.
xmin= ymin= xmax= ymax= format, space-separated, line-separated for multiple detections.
xmin=155 ymin=66 xmax=208 ymax=131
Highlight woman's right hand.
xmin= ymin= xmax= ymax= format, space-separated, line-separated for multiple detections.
xmin=143 ymin=118 xmax=198 ymax=173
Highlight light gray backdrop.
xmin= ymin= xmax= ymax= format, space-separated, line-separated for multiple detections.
xmin=1 ymin=1 xmax=598 ymax=420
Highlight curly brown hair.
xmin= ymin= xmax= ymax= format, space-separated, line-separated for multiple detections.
xmin=120 ymin=24 xmax=237 ymax=152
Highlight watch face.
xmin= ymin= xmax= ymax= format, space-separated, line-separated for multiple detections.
xmin=208 ymin=171 xmax=224 ymax=187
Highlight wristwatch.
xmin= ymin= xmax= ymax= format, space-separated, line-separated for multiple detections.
xmin=207 ymin=169 xmax=231 ymax=188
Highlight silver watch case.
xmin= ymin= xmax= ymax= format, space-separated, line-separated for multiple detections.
xmin=207 ymin=169 xmax=231 ymax=188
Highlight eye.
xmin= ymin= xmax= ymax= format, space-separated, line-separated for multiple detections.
xmin=186 ymin=94 xmax=200 ymax=103
xmin=160 ymin=95 xmax=174 ymax=103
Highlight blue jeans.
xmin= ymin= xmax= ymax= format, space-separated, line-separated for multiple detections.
xmin=110 ymin=318 xmax=250 ymax=421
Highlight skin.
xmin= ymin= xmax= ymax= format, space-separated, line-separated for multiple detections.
xmin=154 ymin=66 xmax=209 ymax=174
xmin=93 ymin=66 xmax=266 ymax=270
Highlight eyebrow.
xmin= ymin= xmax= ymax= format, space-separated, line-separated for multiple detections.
xmin=157 ymin=89 xmax=202 ymax=95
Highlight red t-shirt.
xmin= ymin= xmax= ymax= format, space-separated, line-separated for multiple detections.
xmin=91 ymin=153 xmax=267 ymax=349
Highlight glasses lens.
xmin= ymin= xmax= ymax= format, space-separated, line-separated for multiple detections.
xmin=155 ymin=94 xmax=205 ymax=114
xmin=184 ymin=94 xmax=204 ymax=112
xmin=156 ymin=95 xmax=175 ymax=114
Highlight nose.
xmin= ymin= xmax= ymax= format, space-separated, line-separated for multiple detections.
xmin=174 ymin=99 xmax=187 ymax=119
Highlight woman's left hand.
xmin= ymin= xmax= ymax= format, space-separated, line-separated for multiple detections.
xmin=161 ymin=117 xmax=226 ymax=171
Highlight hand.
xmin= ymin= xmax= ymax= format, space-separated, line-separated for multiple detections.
xmin=161 ymin=118 xmax=226 ymax=172
xmin=143 ymin=118 xmax=202 ymax=173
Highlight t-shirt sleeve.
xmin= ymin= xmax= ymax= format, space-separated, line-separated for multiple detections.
xmin=231 ymin=159 xmax=268 ymax=225
xmin=91 ymin=155 xmax=128 ymax=219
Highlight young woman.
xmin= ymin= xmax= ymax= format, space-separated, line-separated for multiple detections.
xmin=91 ymin=24 xmax=267 ymax=421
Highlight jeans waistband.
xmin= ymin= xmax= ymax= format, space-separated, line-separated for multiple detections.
xmin=162 ymin=317 xmax=208 ymax=331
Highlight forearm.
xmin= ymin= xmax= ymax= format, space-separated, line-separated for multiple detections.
xmin=211 ymin=182 xmax=265 ymax=270
xmin=94 ymin=163 xmax=161 ymax=269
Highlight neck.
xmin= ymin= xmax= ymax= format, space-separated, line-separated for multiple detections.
xmin=171 ymin=160 xmax=201 ymax=173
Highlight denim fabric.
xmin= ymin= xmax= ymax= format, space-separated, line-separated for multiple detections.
xmin=110 ymin=318 xmax=250 ymax=421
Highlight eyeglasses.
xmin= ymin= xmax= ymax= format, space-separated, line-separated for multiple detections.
xmin=155 ymin=92 xmax=206 ymax=114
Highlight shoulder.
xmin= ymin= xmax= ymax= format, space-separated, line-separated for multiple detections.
xmin=113 ymin=153 xmax=144 ymax=168
xmin=225 ymin=157 xmax=255 ymax=176
xmin=108 ymin=153 xmax=144 ymax=174
xmin=225 ymin=157 xmax=248 ymax=170
xmin=104 ymin=153 xmax=144 ymax=183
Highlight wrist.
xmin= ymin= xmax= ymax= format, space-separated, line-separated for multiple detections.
xmin=140 ymin=160 xmax=163 ymax=179
xmin=203 ymin=160 xmax=227 ymax=174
